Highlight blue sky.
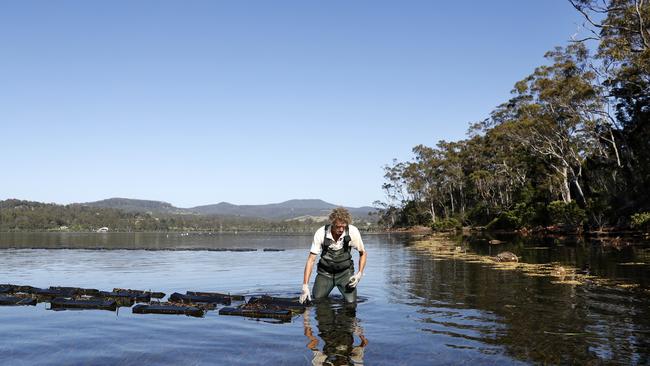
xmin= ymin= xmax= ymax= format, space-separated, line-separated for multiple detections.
xmin=0 ymin=1 xmax=586 ymax=208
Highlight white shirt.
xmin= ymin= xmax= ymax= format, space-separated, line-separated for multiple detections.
xmin=309 ymin=224 xmax=365 ymax=255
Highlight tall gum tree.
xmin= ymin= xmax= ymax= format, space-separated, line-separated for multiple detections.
xmin=497 ymin=44 xmax=605 ymax=205
xmin=571 ymin=0 xmax=650 ymax=205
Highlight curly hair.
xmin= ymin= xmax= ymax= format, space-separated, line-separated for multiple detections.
xmin=329 ymin=207 xmax=352 ymax=225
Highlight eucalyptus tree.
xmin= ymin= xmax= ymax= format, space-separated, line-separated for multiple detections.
xmin=378 ymin=159 xmax=410 ymax=227
xmin=570 ymin=0 xmax=650 ymax=206
xmin=464 ymin=122 xmax=531 ymax=218
xmin=495 ymin=44 xmax=607 ymax=205
xmin=410 ymin=144 xmax=443 ymax=223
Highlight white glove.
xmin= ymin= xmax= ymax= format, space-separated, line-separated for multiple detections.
xmin=299 ymin=284 xmax=311 ymax=304
xmin=348 ymin=272 xmax=363 ymax=288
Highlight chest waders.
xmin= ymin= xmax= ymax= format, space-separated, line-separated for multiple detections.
xmin=312 ymin=225 xmax=357 ymax=303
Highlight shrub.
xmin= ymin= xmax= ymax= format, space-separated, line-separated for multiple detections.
xmin=485 ymin=211 xmax=521 ymax=230
xmin=432 ymin=218 xmax=462 ymax=231
xmin=483 ymin=203 xmax=538 ymax=231
xmin=396 ymin=201 xmax=432 ymax=228
xmin=630 ymin=212 xmax=650 ymax=231
xmin=547 ymin=201 xmax=586 ymax=227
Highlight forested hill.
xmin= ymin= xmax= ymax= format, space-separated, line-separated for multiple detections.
xmin=83 ymin=198 xmax=375 ymax=220
xmin=190 ymin=199 xmax=375 ymax=220
xmin=83 ymin=198 xmax=192 ymax=215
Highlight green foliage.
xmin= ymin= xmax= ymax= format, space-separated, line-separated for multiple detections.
xmin=432 ymin=218 xmax=462 ymax=232
xmin=547 ymin=201 xmax=586 ymax=228
xmin=396 ymin=201 xmax=432 ymax=227
xmin=485 ymin=212 xmax=521 ymax=231
xmin=630 ymin=212 xmax=650 ymax=231
xmin=486 ymin=203 xmax=540 ymax=231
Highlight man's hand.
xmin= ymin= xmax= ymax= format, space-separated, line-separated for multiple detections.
xmin=299 ymin=284 xmax=312 ymax=304
xmin=348 ymin=272 xmax=363 ymax=288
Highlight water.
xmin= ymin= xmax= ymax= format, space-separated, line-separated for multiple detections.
xmin=0 ymin=232 xmax=649 ymax=365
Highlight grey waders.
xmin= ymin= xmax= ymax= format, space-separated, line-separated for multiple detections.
xmin=312 ymin=225 xmax=357 ymax=303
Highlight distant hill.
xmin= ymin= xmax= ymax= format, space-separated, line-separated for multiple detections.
xmin=82 ymin=198 xmax=193 ymax=215
xmin=190 ymin=199 xmax=376 ymax=221
xmin=83 ymin=198 xmax=376 ymax=221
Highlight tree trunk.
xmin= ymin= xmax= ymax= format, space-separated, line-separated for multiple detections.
xmin=572 ymin=178 xmax=586 ymax=206
xmin=609 ymin=128 xmax=622 ymax=168
xmin=430 ymin=202 xmax=436 ymax=223
xmin=460 ymin=184 xmax=465 ymax=214
xmin=560 ymin=167 xmax=571 ymax=203
xmin=449 ymin=189 xmax=455 ymax=214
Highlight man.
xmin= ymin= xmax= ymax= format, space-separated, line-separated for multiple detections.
xmin=299 ymin=207 xmax=367 ymax=304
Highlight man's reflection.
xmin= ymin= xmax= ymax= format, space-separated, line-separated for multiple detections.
xmin=303 ymin=299 xmax=368 ymax=365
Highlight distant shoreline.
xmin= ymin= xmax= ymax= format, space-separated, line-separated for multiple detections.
xmin=0 ymin=228 xmax=385 ymax=235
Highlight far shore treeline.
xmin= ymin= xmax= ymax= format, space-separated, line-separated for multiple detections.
xmin=374 ymin=1 xmax=650 ymax=233
xmin=0 ymin=199 xmax=365 ymax=233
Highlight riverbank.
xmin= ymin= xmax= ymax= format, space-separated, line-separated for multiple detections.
xmin=427 ymin=225 xmax=650 ymax=239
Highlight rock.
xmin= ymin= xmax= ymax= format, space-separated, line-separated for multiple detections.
xmin=493 ymin=251 xmax=518 ymax=262
xmin=552 ymin=266 xmax=568 ymax=279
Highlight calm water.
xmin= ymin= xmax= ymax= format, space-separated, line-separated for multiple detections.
xmin=0 ymin=232 xmax=649 ymax=365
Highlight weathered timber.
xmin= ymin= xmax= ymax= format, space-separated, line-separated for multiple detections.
xmin=132 ymin=303 xmax=204 ymax=317
xmin=169 ymin=292 xmax=232 ymax=305
xmin=248 ymin=296 xmax=308 ymax=312
xmin=218 ymin=295 xmax=305 ymax=321
xmin=186 ymin=291 xmax=245 ymax=301
xmin=0 ymin=295 xmax=37 ymax=306
xmin=32 ymin=288 xmax=77 ymax=298
xmin=98 ymin=291 xmax=151 ymax=302
xmin=218 ymin=306 xmax=292 ymax=321
xmin=113 ymin=288 xmax=165 ymax=299
xmin=0 ymin=284 xmax=37 ymax=293
xmin=50 ymin=297 xmax=117 ymax=311
xmin=50 ymin=286 xmax=100 ymax=296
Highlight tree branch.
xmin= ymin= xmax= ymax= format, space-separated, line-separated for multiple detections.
xmin=635 ymin=0 xmax=650 ymax=50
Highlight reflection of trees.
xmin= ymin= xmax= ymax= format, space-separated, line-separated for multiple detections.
xmin=463 ymin=234 xmax=648 ymax=284
xmin=303 ymin=300 xmax=368 ymax=365
xmin=403 ymin=246 xmax=650 ymax=365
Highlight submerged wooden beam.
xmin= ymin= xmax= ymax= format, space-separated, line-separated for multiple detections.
xmin=186 ymin=291 xmax=245 ymax=301
xmin=248 ymin=296 xmax=307 ymax=312
xmin=132 ymin=303 xmax=204 ymax=317
xmin=50 ymin=297 xmax=117 ymax=311
xmin=113 ymin=288 xmax=165 ymax=299
xmin=218 ymin=306 xmax=292 ymax=321
xmin=169 ymin=292 xmax=232 ymax=305
xmin=0 ymin=295 xmax=37 ymax=306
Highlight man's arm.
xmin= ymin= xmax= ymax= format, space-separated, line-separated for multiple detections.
xmin=347 ymin=249 xmax=367 ymax=288
xmin=351 ymin=225 xmax=366 ymax=275
xmin=357 ymin=250 xmax=367 ymax=275
xmin=300 ymin=253 xmax=317 ymax=303
xmin=303 ymin=252 xmax=317 ymax=285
